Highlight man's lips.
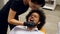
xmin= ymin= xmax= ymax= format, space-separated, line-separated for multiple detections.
xmin=30 ymin=19 xmax=34 ymax=22
xmin=30 ymin=20 xmax=33 ymax=21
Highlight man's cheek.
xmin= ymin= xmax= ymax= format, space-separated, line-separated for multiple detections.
xmin=34 ymin=21 xmax=36 ymax=23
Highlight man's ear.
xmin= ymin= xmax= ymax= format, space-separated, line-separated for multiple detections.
xmin=38 ymin=22 xmax=40 ymax=24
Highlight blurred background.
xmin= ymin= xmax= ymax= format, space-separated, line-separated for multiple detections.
xmin=0 ymin=0 xmax=60 ymax=34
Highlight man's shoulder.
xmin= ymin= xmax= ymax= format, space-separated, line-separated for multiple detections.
xmin=13 ymin=26 xmax=26 ymax=30
xmin=9 ymin=26 xmax=26 ymax=34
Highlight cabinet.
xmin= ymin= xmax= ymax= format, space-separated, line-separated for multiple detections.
xmin=43 ymin=0 xmax=56 ymax=10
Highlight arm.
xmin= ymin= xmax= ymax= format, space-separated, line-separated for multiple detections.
xmin=8 ymin=8 xmax=24 ymax=25
xmin=8 ymin=8 xmax=36 ymax=27
xmin=8 ymin=0 xmax=36 ymax=27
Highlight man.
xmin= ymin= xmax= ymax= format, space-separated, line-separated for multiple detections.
xmin=9 ymin=9 xmax=46 ymax=34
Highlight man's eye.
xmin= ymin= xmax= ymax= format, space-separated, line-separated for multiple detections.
xmin=34 ymin=16 xmax=38 ymax=18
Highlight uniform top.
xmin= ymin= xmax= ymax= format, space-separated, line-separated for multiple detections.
xmin=11 ymin=0 xmax=29 ymax=20
xmin=0 ymin=0 xmax=29 ymax=21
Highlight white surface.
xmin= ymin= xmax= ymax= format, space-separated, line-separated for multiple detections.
xmin=58 ymin=22 xmax=60 ymax=34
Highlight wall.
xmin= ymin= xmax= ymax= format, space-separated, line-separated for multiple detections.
xmin=57 ymin=0 xmax=60 ymax=5
xmin=0 ymin=0 xmax=4 ymax=9
xmin=4 ymin=0 xmax=9 ymax=5
xmin=0 ymin=0 xmax=8 ymax=9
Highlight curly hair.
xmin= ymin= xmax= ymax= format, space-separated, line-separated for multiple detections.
xmin=26 ymin=9 xmax=46 ymax=30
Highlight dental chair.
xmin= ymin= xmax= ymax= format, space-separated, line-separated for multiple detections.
xmin=40 ymin=27 xmax=46 ymax=34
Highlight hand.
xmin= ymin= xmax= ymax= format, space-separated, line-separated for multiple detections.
xmin=24 ymin=22 xmax=36 ymax=27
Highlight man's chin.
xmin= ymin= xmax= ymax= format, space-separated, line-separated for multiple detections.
xmin=27 ymin=26 xmax=35 ymax=28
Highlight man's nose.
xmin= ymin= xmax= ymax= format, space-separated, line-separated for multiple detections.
xmin=31 ymin=16 xmax=34 ymax=18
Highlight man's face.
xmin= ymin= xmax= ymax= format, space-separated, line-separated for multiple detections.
xmin=28 ymin=12 xmax=40 ymax=25
xmin=29 ymin=1 xmax=41 ymax=10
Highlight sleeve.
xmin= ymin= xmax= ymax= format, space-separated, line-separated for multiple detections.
xmin=10 ymin=0 xmax=21 ymax=12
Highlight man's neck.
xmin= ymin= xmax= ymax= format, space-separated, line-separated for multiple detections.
xmin=27 ymin=26 xmax=37 ymax=31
